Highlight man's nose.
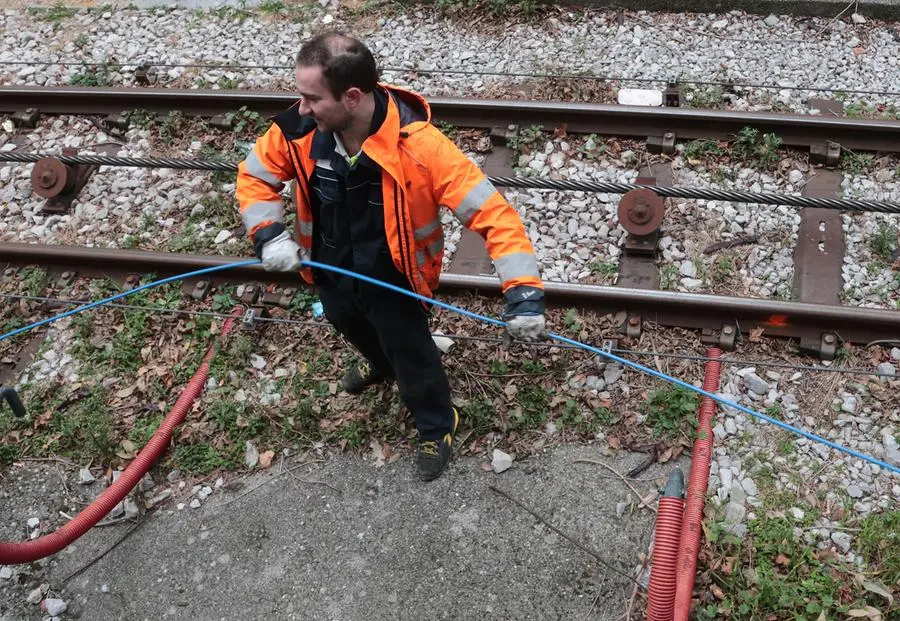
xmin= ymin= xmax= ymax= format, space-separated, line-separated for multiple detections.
xmin=298 ymin=99 xmax=311 ymax=116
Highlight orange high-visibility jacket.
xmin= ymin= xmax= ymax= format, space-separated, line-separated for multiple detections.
xmin=236 ymin=83 xmax=543 ymax=299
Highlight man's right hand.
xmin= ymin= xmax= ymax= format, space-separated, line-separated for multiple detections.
xmin=261 ymin=231 xmax=302 ymax=271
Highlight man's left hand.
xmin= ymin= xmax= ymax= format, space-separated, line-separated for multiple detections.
xmin=503 ymin=285 xmax=548 ymax=342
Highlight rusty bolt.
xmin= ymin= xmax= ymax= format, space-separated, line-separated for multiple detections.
xmin=60 ymin=271 xmax=72 ymax=279
xmin=723 ymin=325 xmax=734 ymax=335
xmin=628 ymin=316 xmax=640 ymax=326
xmin=823 ymin=334 xmax=835 ymax=344
xmin=38 ymin=169 xmax=57 ymax=189
xmin=629 ymin=203 xmax=651 ymax=224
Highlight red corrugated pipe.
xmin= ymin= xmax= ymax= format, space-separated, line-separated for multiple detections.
xmin=0 ymin=307 xmax=243 ymax=565
xmin=647 ymin=468 xmax=685 ymax=621
xmin=673 ymin=347 xmax=723 ymax=621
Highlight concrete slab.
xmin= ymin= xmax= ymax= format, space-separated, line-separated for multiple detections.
xmin=2 ymin=446 xmax=687 ymax=620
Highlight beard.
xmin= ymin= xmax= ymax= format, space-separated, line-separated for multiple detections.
xmin=315 ymin=112 xmax=352 ymax=133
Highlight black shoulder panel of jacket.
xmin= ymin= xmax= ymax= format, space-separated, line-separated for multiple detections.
xmin=273 ymin=103 xmax=317 ymax=141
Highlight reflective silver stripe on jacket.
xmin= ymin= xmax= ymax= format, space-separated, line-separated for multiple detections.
xmin=244 ymin=150 xmax=284 ymax=190
xmin=413 ymin=218 xmax=441 ymax=241
xmin=493 ymin=252 xmax=540 ymax=282
xmin=297 ymin=220 xmax=313 ymax=236
xmin=454 ymin=177 xmax=497 ymax=224
xmin=415 ymin=238 xmax=445 ymax=267
xmin=242 ymin=200 xmax=284 ymax=231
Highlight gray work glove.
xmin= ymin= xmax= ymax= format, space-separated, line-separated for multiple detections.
xmin=260 ymin=230 xmax=303 ymax=272
xmin=503 ymin=285 xmax=548 ymax=342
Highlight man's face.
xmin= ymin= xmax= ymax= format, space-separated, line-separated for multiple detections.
xmin=295 ymin=64 xmax=352 ymax=133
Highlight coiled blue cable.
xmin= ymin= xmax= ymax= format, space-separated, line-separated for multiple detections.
xmin=1 ymin=257 xmax=897 ymax=477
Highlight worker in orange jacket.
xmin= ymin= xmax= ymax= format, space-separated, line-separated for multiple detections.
xmin=236 ymin=31 xmax=545 ymax=481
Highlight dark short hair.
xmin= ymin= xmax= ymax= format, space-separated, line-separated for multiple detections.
xmin=296 ymin=31 xmax=379 ymax=99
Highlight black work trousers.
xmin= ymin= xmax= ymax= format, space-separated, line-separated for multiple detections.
xmin=317 ymin=278 xmax=454 ymax=440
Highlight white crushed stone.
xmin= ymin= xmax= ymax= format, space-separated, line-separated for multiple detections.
xmin=839 ymin=170 xmax=900 ymax=309
xmin=0 ymin=7 xmax=899 ymax=113
xmin=706 ymin=365 xmax=900 ymax=552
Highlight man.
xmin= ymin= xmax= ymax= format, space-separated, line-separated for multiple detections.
xmin=236 ymin=31 xmax=546 ymax=482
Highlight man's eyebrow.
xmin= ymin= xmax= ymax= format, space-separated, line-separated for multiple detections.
xmin=298 ymin=92 xmax=320 ymax=99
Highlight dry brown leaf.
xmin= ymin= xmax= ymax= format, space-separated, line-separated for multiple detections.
xmin=846 ymin=606 xmax=882 ymax=620
xmin=710 ymin=585 xmax=725 ymax=600
xmin=658 ymin=447 xmax=674 ymax=463
xmin=856 ymin=577 xmax=894 ymax=606
xmin=774 ymin=553 xmax=791 ymax=567
xmin=479 ymin=462 xmax=493 ymax=472
xmin=258 ymin=450 xmax=274 ymax=469
xmin=608 ymin=436 xmax=621 ymax=449
xmin=236 ymin=415 xmax=249 ymax=428
xmin=116 ymin=385 xmax=136 ymax=399
xmin=749 ymin=326 xmax=765 ymax=342
xmin=552 ymin=124 xmax=568 ymax=139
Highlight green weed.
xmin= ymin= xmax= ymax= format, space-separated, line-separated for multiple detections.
xmin=159 ymin=111 xmax=188 ymax=144
xmin=842 ymin=151 xmax=874 ymax=175
xmin=507 ymin=124 xmax=544 ymax=155
xmin=644 ymin=385 xmax=699 ymax=441
xmin=683 ymin=86 xmax=724 ymax=109
xmin=227 ymin=106 xmax=268 ymax=137
xmin=587 ymin=260 xmax=617 ymax=281
xmin=683 ymin=139 xmax=724 ymax=163
xmin=19 ymin=267 xmax=50 ymax=296
xmin=660 ymin=264 xmax=679 ymax=290
xmin=30 ymin=2 xmax=77 ymax=25
xmin=510 ymin=385 xmax=550 ymax=430
xmin=174 ymin=443 xmax=228 ymax=474
xmin=733 ymin=127 xmax=782 ymax=170
xmin=564 ymin=308 xmax=582 ymax=333
xmin=69 ymin=59 xmax=118 ymax=87
xmin=460 ymin=397 xmax=495 ymax=433
xmin=700 ymin=513 xmax=894 ymax=620
xmin=869 ymin=222 xmax=898 ymax=261
xmin=128 ymin=109 xmax=156 ymax=130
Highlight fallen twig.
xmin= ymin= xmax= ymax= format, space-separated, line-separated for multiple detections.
xmin=218 ymin=459 xmax=324 ymax=508
xmin=625 ymin=448 xmax=659 ymax=479
xmin=488 ymin=485 xmax=643 ymax=588
xmin=702 ymin=235 xmax=759 ymax=254
xmin=573 ymin=459 xmax=658 ymax=513
xmin=61 ymin=510 xmax=153 ymax=584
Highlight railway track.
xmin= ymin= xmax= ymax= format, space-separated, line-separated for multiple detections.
xmin=2 ymin=85 xmax=900 ymax=156
xmin=1 ymin=86 xmax=898 ymax=359
xmin=1 ymin=242 xmax=898 ymax=354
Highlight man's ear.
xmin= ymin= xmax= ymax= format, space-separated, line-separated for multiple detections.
xmin=342 ymin=87 xmax=363 ymax=109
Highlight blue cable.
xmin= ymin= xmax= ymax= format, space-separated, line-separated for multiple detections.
xmin=1 ymin=256 xmax=897 ymax=476
xmin=0 ymin=260 xmax=260 ymax=344
xmin=298 ymin=259 xmax=900 ymax=477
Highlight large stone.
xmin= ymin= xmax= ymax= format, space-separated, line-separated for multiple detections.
xmin=743 ymin=373 xmax=770 ymax=395
xmin=841 ymin=396 xmax=858 ymax=414
xmin=491 ymin=449 xmax=513 ymax=474
xmin=831 ymin=531 xmax=852 ymax=553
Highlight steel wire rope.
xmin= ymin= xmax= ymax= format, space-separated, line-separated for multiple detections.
xmin=2 ymin=152 xmax=899 ymax=213
xmin=1 ymin=292 xmax=896 ymax=378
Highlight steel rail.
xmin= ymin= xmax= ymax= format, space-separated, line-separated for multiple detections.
xmin=1 ymin=243 xmax=897 ymax=346
xmin=3 ymin=152 xmax=899 ymax=213
xmin=2 ymin=86 xmax=900 ymax=153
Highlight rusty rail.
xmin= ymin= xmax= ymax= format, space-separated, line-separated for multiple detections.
xmin=1 ymin=242 xmax=897 ymax=349
xmin=2 ymin=86 xmax=900 ymax=153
